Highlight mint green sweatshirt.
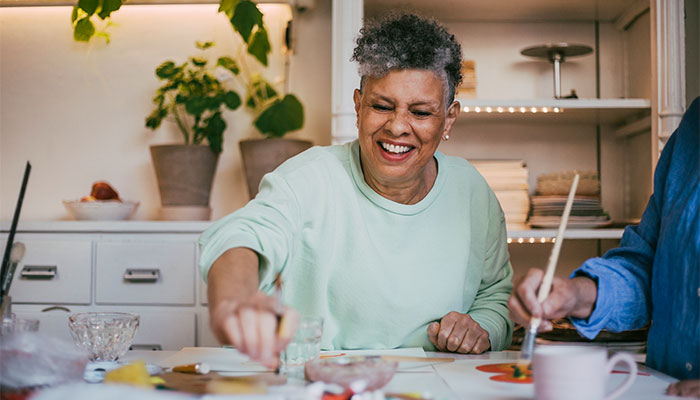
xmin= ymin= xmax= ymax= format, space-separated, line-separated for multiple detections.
xmin=199 ymin=140 xmax=513 ymax=351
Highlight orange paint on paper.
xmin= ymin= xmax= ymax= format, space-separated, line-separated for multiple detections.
xmin=476 ymin=363 xmax=533 ymax=384
xmin=320 ymin=353 xmax=347 ymax=359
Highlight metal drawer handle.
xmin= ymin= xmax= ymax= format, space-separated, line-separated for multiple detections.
xmin=123 ymin=268 xmax=160 ymax=283
xmin=130 ymin=344 xmax=162 ymax=351
xmin=42 ymin=305 xmax=71 ymax=313
xmin=20 ymin=265 xmax=57 ymax=280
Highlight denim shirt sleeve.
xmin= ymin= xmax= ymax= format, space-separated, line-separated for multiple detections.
xmin=569 ymin=222 xmax=656 ymax=339
xmin=568 ymin=106 xmax=684 ymax=339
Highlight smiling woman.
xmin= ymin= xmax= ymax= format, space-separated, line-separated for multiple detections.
xmin=199 ymin=12 xmax=513 ymax=367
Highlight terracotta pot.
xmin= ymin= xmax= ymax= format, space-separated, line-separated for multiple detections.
xmin=239 ymin=138 xmax=312 ymax=198
xmin=150 ymin=144 xmax=219 ymax=220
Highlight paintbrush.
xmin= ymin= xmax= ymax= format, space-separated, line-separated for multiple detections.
xmin=519 ymin=173 xmax=580 ymax=363
xmin=1 ymin=242 xmax=26 ymax=296
xmin=0 ymin=161 xmax=31 ymax=298
xmin=273 ymin=273 xmax=285 ymax=374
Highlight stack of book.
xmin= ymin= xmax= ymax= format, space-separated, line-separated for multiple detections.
xmin=529 ymin=171 xmax=611 ymax=229
xmin=471 ymin=160 xmax=530 ymax=230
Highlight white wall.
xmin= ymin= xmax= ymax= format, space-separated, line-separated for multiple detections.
xmin=0 ymin=0 xmax=332 ymax=221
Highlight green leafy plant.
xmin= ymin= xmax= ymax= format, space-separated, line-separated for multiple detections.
xmin=218 ymin=0 xmax=304 ymax=138
xmin=72 ymin=0 xmax=123 ymax=43
xmin=146 ymin=41 xmax=242 ymax=154
xmin=145 ymin=0 xmax=304 ymax=151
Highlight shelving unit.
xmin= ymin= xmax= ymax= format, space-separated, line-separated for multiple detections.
xmin=455 ymin=98 xmax=650 ymax=125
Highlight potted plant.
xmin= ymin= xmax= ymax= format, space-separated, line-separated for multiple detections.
xmin=145 ymin=1 xmax=308 ymax=217
xmin=219 ymin=0 xmax=309 ymax=198
xmin=145 ymin=41 xmax=242 ymax=220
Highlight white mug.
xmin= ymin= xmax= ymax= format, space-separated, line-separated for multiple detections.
xmin=533 ymin=345 xmax=637 ymax=400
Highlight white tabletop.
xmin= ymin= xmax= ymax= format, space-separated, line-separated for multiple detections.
xmin=120 ymin=349 xmax=681 ymax=400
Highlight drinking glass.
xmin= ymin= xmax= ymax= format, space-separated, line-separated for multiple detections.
xmin=0 ymin=315 xmax=39 ymax=336
xmin=279 ymin=316 xmax=323 ymax=379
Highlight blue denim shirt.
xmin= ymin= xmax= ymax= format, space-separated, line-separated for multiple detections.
xmin=570 ymin=97 xmax=699 ymax=380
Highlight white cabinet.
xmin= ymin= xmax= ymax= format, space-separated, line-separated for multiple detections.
xmin=2 ymin=221 xmax=211 ymax=350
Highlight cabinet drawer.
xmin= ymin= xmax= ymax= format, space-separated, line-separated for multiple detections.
xmin=14 ymin=307 xmax=75 ymax=343
xmin=4 ymin=240 xmax=92 ymax=304
xmin=95 ymin=241 xmax=195 ymax=305
xmin=130 ymin=311 xmax=196 ymax=351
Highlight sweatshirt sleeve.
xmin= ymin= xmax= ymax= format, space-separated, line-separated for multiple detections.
xmin=467 ymin=195 xmax=514 ymax=351
xmin=198 ymin=172 xmax=301 ymax=293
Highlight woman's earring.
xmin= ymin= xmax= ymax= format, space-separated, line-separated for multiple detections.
xmin=442 ymin=134 xmax=450 ymax=141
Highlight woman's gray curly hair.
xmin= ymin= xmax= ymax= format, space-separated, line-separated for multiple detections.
xmin=351 ymin=12 xmax=463 ymax=105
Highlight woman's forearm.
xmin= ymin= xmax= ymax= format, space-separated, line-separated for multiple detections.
xmin=207 ymin=247 xmax=261 ymax=305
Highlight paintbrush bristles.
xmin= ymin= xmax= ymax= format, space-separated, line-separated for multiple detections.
xmin=9 ymin=243 xmax=25 ymax=264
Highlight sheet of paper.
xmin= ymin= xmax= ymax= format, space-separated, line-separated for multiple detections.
xmin=434 ymin=359 xmax=676 ymax=400
xmin=434 ymin=360 xmax=534 ymax=400
xmin=159 ymin=347 xmax=271 ymax=373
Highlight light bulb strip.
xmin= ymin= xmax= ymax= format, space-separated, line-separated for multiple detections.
xmin=462 ymin=106 xmax=562 ymax=114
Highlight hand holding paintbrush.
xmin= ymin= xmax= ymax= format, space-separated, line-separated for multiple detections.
xmin=517 ymin=173 xmax=580 ymax=362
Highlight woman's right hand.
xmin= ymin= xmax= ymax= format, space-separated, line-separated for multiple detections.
xmin=507 ymin=268 xmax=598 ymax=331
xmin=209 ymin=291 xmax=300 ymax=368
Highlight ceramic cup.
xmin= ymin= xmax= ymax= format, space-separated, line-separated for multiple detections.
xmin=533 ymin=345 xmax=637 ymax=400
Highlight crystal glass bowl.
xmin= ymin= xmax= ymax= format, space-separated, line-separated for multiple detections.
xmin=305 ymin=356 xmax=397 ymax=391
xmin=68 ymin=312 xmax=139 ymax=361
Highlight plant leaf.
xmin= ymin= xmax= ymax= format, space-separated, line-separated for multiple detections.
xmin=231 ymin=0 xmax=263 ymax=43
xmin=217 ymin=57 xmax=239 ymax=75
xmin=203 ymin=112 xmax=226 ymax=154
xmin=155 ymin=61 xmax=178 ymax=79
xmin=254 ymin=94 xmax=304 ymax=137
xmin=222 ymin=91 xmax=241 ymax=110
xmin=196 ymin=41 xmax=214 ymax=50
xmin=247 ymin=27 xmax=270 ymax=66
xmin=145 ymin=107 xmax=168 ymax=130
xmin=190 ymin=57 xmax=208 ymax=67
xmin=185 ymin=95 xmax=208 ymax=116
xmin=98 ymin=0 xmax=122 ymax=20
xmin=71 ymin=6 xmax=80 ymax=23
xmin=73 ymin=17 xmax=96 ymax=42
xmin=218 ymin=0 xmax=239 ymax=19
xmin=78 ymin=0 xmax=99 ymax=16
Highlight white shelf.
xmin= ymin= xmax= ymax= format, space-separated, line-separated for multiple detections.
xmin=0 ymin=220 xmax=213 ymax=234
xmin=507 ymin=228 xmax=624 ymax=241
xmin=455 ymin=98 xmax=650 ymax=125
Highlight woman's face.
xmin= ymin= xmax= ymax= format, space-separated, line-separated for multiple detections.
xmin=353 ymin=69 xmax=459 ymax=195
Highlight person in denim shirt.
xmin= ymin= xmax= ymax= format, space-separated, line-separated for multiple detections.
xmin=509 ymin=97 xmax=699 ymax=397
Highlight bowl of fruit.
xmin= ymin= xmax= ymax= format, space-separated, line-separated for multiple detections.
xmin=63 ymin=182 xmax=139 ymax=221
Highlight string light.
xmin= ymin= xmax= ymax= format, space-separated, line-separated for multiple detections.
xmin=506 ymin=237 xmax=557 ymax=244
xmin=460 ymin=105 xmax=564 ymax=115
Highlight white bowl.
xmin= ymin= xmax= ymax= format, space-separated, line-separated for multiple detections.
xmin=63 ymin=200 xmax=139 ymax=221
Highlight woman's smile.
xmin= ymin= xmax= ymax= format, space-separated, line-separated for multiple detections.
xmin=353 ymin=69 xmax=459 ymax=204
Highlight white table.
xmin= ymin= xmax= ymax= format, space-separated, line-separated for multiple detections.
xmin=121 ymin=349 xmax=681 ymax=400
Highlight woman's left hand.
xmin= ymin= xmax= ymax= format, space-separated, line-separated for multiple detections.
xmin=666 ymin=379 xmax=700 ymax=397
xmin=428 ymin=311 xmax=490 ymax=354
